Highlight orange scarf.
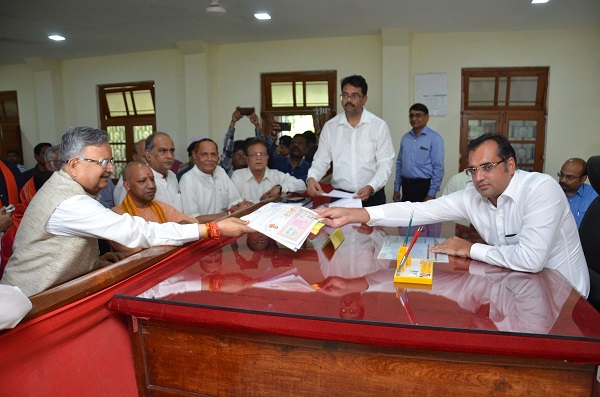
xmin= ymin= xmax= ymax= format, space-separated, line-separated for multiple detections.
xmin=121 ymin=193 xmax=167 ymax=223
xmin=0 ymin=160 xmax=18 ymax=206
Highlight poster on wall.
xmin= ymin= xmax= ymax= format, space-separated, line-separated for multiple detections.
xmin=414 ymin=73 xmax=448 ymax=116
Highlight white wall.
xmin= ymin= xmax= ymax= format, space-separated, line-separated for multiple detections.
xmin=1 ymin=27 xmax=598 ymax=195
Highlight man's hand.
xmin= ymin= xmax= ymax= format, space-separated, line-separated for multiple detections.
xmin=216 ymin=217 xmax=254 ymax=237
xmin=99 ymin=251 xmax=126 ymax=267
xmin=430 ymin=236 xmax=474 ymax=258
xmin=248 ymin=112 xmax=261 ymax=129
xmin=314 ymin=207 xmax=370 ymax=228
xmin=0 ymin=209 xmax=13 ymax=232
xmin=392 ymin=191 xmax=401 ymax=202
xmin=424 ymin=195 xmax=435 ymax=201
xmin=316 ymin=276 xmax=368 ymax=297
xmin=270 ymin=121 xmax=282 ymax=142
xmin=260 ymin=185 xmax=282 ymax=201
xmin=230 ymin=108 xmax=243 ymax=129
xmin=306 ymin=177 xmax=323 ymax=196
xmin=354 ymin=185 xmax=374 ymax=201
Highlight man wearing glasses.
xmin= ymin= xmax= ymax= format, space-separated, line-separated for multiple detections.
xmin=306 ymin=75 xmax=395 ymax=207
xmin=1 ymin=127 xmax=253 ymax=297
xmin=315 ymin=133 xmax=589 ymax=298
xmin=393 ymin=103 xmax=445 ymax=203
xmin=231 ymin=139 xmax=306 ymax=202
xmin=557 ymin=158 xmax=598 ymax=228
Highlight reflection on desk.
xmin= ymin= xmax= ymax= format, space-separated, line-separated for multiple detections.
xmin=124 ymin=225 xmax=599 ymax=339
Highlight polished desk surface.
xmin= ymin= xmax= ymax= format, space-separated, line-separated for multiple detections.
xmin=111 ymin=223 xmax=600 ymax=363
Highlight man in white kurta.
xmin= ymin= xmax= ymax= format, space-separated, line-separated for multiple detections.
xmin=231 ymin=139 xmax=306 ymax=203
xmin=179 ymin=139 xmax=251 ymax=221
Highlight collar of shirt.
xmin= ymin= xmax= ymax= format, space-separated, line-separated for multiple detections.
xmin=244 ymin=167 xmax=274 ymax=183
xmin=487 ymin=169 xmax=524 ymax=207
xmin=410 ymin=125 xmax=433 ymax=137
xmin=338 ymin=108 xmax=373 ymax=129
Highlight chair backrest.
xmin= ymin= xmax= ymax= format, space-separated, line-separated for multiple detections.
xmin=579 ymin=155 xmax=600 ymax=274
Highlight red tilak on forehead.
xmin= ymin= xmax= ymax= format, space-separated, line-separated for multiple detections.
xmin=147 ymin=173 xmax=151 ymax=178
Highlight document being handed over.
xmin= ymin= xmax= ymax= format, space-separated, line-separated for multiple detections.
xmin=241 ymin=203 xmax=323 ymax=251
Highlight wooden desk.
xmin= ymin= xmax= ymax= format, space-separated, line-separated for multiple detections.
xmin=109 ymin=224 xmax=600 ymax=396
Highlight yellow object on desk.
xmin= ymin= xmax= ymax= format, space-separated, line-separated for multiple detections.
xmin=394 ymin=257 xmax=434 ymax=285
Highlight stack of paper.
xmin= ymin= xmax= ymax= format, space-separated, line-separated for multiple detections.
xmin=241 ymin=203 xmax=321 ymax=251
xmin=252 ymin=268 xmax=316 ymax=292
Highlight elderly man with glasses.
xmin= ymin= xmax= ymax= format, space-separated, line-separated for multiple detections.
xmin=0 ymin=127 xmax=253 ymax=297
xmin=315 ymin=132 xmax=589 ymax=298
xmin=231 ymin=138 xmax=306 ymax=203
xmin=557 ymin=157 xmax=598 ymax=228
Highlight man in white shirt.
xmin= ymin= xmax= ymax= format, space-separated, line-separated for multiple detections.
xmin=315 ymin=133 xmax=590 ymax=298
xmin=180 ymin=138 xmax=253 ymax=222
xmin=306 ymin=75 xmax=395 ymax=207
xmin=0 ymin=126 xmax=253 ymax=297
xmin=231 ymin=139 xmax=306 ymax=203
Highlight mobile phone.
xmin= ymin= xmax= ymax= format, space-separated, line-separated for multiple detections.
xmin=237 ymin=107 xmax=255 ymax=116
xmin=278 ymin=122 xmax=292 ymax=132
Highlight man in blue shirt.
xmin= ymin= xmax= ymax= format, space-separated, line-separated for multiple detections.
xmin=558 ymin=157 xmax=598 ymax=228
xmin=267 ymin=130 xmax=311 ymax=183
xmin=393 ymin=103 xmax=444 ymax=202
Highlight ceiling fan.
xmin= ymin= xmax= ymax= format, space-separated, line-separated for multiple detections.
xmin=206 ymin=0 xmax=226 ymax=15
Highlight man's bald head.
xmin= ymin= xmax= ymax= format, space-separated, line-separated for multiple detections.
xmin=122 ymin=161 xmax=157 ymax=206
xmin=122 ymin=161 xmax=152 ymax=182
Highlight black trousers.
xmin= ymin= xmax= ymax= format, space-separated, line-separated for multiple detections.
xmin=400 ymin=178 xmax=431 ymax=202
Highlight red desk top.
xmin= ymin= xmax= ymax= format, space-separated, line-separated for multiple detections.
xmin=109 ymin=223 xmax=600 ymax=363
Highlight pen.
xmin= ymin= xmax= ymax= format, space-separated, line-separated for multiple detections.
xmin=398 ymin=226 xmax=423 ymax=270
xmin=403 ymin=210 xmax=414 ymax=246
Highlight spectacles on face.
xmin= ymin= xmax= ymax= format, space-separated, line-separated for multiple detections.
xmin=409 ymin=112 xmax=427 ymax=119
xmin=76 ymin=157 xmax=115 ymax=169
xmin=340 ymin=93 xmax=364 ymax=101
xmin=557 ymin=172 xmax=582 ymax=182
xmin=247 ymin=152 xmax=267 ymax=158
xmin=465 ymin=159 xmax=506 ymax=177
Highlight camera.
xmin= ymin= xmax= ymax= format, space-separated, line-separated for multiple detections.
xmin=237 ymin=107 xmax=254 ymax=116
xmin=278 ymin=122 xmax=292 ymax=132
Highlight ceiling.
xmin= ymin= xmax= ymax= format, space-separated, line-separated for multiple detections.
xmin=1 ymin=0 xmax=599 ymax=67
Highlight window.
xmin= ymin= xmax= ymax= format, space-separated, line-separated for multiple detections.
xmin=460 ymin=67 xmax=548 ymax=172
xmin=98 ymin=81 xmax=156 ymax=180
xmin=261 ymin=71 xmax=337 ymax=138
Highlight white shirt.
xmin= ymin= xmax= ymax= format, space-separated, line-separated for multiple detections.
xmin=0 ymin=285 xmax=31 ymax=330
xmin=231 ymin=167 xmax=307 ymax=203
xmin=366 ymin=170 xmax=590 ymax=297
xmin=307 ymin=108 xmax=396 ymax=192
xmin=113 ymin=168 xmax=183 ymax=212
xmin=48 ymin=195 xmax=199 ymax=248
xmin=179 ymin=165 xmax=242 ymax=217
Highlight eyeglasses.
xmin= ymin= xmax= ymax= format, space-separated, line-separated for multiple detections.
xmin=409 ymin=113 xmax=427 ymax=119
xmin=247 ymin=152 xmax=267 ymax=158
xmin=340 ymin=93 xmax=364 ymax=101
xmin=465 ymin=159 xmax=506 ymax=177
xmin=76 ymin=157 xmax=115 ymax=169
xmin=557 ymin=172 xmax=582 ymax=181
